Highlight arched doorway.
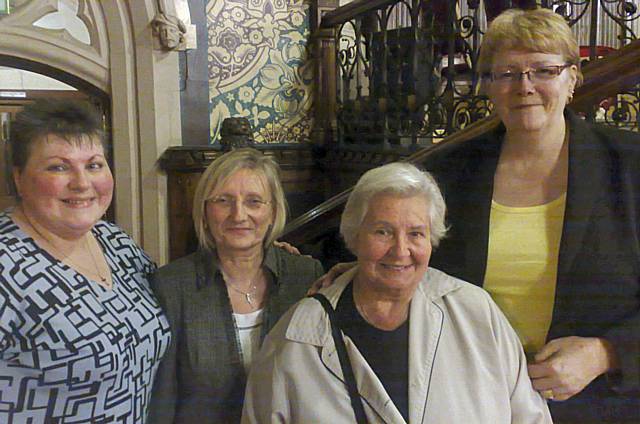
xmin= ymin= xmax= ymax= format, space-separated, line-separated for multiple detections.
xmin=0 ymin=0 xmax=183 ymax=263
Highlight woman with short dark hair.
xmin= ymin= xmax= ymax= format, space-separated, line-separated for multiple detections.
xmin=0 ymin=99 xmax=171 ymax=423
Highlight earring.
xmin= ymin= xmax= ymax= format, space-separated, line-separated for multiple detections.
xmin=567 ymin=89 xmax=575 ymax=104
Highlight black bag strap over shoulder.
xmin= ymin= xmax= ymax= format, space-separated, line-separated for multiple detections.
xmin=309 ymin=293 xmax=368 ymax=424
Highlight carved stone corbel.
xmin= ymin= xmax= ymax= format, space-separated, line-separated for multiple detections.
xmin=152 ymin=0 xmax=187 ymax=51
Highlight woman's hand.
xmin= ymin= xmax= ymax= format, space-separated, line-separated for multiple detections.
xmin=307 ymin=262 xmax=356 ymax=295
xmin=273 ymin=241 xmax=302 ymax=256
xmin=528 ymin=336 xmax=619 ymax=401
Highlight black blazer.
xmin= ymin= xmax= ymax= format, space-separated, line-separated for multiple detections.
xmin=424 ymin=111 xmax=640 ymax=423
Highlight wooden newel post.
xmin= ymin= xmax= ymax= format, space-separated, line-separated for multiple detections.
xmin=310 ymin=0 xmax=339 ymax=147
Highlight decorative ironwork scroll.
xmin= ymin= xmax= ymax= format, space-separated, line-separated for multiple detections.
xmin=595 ymin=82 xmax=640 ymax=130
xmin=324 ymin=0 xmax=639 ymax=150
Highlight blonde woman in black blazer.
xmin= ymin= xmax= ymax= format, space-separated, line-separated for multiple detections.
xmin=426 ymin=110 xmax=640 ymax=423
xmin=424 ymin=8 xmax=639 ymax=423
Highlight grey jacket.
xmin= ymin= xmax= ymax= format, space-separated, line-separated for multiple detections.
xmin=148 ymin=246 xmax=324 ymax=424
xmin=242 ymin=267 xmax=552 ymax=424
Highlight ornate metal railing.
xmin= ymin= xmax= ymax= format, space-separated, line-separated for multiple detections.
xmin=285 ymin=36 xmax=640 ymax=245
xmin=315 ymin=0 xmax=640 ymax=151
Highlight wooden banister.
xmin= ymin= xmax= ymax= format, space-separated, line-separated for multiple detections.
xmin=283 ymin=114 xmax=501 ymax=243
xmin=320 ymin=0 xmax=399 ymax=28
xmin=283 ymin=39 xmax=640 ymax=244
xmin=572 ymin=38 xmax=640 ymax=113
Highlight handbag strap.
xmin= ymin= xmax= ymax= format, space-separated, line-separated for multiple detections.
xmin=310 ymin=293 xmax=368 ymax=424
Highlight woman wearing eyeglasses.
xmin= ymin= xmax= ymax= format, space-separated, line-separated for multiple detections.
xmin=423 ymin=8 xmax=640 ymax=423
xmin=148 ymin=148 xmax=323 ymax=424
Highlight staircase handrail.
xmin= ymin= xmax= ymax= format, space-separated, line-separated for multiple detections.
xmin=283 ymin=38 xmax=640 ymax=240
xmin=320 ymin=0 xmax=400 ymax=28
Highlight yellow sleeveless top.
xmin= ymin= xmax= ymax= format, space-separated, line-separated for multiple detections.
xmin=483 ymin=193 xmax=566 ymax=355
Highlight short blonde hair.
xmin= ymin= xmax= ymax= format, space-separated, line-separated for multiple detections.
xmin=192 ymin=148 xmax=287 ymax=251
xmin=478 ymin=8 xmax=583 ymax=86
xmin=340 ymin=162 xmax=447 ymax=253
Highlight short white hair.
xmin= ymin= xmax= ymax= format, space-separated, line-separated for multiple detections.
xmin=340 ymin=162 xmax=447 ymax=252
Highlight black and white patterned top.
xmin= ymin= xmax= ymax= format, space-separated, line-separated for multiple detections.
xmin=0 ymin=212 xmax=171 ymax=423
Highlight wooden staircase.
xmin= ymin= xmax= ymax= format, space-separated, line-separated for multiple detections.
xmin=282 ymin=38 xmax=640 ymax=248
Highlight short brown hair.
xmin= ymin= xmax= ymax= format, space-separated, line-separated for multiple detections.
xmin=9 ymin=99 xmax=106 ymax=170
xmin=478 ymin=8 xmax=583 ymax=85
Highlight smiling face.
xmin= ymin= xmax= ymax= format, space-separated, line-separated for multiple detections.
xmin=13 ymin=134 xmax=113 ymax=240
xmin=354 ymin=193 xmax=432 ymax=297
xmin=205 ymin=168 xmax=274 ymax=254
xmin=488 ymin=50 xmax=577 ymax=134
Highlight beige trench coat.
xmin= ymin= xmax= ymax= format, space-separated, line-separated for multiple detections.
xmin=242 ymin=267 xmax=552 ymax=423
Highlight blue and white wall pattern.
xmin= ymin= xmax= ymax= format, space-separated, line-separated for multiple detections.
xmin=207 ymin=0 xmax=313 ymax=144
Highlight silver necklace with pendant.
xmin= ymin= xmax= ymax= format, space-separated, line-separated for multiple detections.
xmin=226 ymin=281 xmax=258 ymax=306
xmin=222 ymin=271 xmax=260 ymax=308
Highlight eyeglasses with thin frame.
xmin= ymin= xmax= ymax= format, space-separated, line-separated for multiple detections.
xmin=207 ymin=195 xmax=271 ymax=212
xmin=484 ymin=64 xmax=573 ymax=84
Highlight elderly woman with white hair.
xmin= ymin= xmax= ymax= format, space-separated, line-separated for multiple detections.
xmin=242 ymin=162 xmax=551 ymax=423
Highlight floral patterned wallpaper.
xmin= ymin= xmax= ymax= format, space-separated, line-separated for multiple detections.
xmin=207 ymin=0 xmax=313 ymax=144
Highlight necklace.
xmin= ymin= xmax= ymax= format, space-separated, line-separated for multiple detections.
xmin=225 ymin=281 xmax=258 ymax=306
xmin=84 ymin=237 xmax=108 ymax=284
xmin=353 ymin=284 xmax=409 ymax=330
xmin=352 ymin=282 xmax=374 ymax=325
xmin=18 ymin=210 xmax=108 ymax=285
xmin=222 ymin=268 xmax=264 ymax=307
xmin=355 ymin=301 xmax=374 ymax=326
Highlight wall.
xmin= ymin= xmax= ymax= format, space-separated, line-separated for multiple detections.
xmin=180 ymin=0 xmax=211 ymax=145
xmin=207 ymin=0 xmax=314 ymax=144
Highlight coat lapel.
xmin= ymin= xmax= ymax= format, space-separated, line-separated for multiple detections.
xmin=557 ymin=113 xmax=607 ymax=277
xmin=462 ymin=134 xmax=502 ymax=285
xmin=312 ymin=269 xmax=452 ymax=424
xmin=552 ymin=113 xmax=608 ymax=328
xmin=407 ymin=285 xmax=445 ymax=424
xmin=190 ymin=250 xmax=244 ymax=375
xmin=311 ymin=269 xmax=407 ymax=423
xmin=319 ymin=338 xmax=406 ymax=423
